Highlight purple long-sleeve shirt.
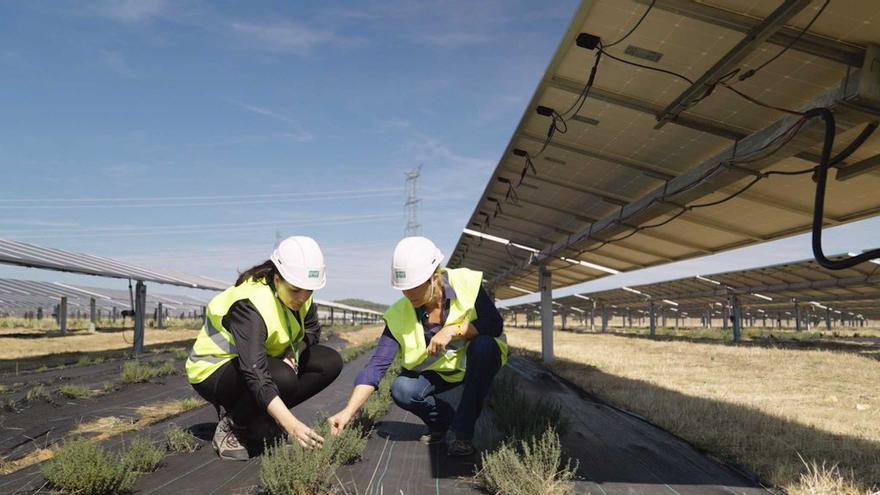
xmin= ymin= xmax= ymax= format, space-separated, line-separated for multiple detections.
xmin=354 ymin=275 xmax=503 ymax=388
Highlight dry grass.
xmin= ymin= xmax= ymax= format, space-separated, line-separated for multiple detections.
xmin=334 ymin=324 xmax=383 ymax=347
xmin=0 ymin=327 xmax=199 ymax=360
xmin=506 ymin=327 xmax=880 ymax=492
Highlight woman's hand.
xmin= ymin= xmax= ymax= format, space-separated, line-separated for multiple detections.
xmin=286 ymin=418 xmax=324 ymax=449
xmin=327 ymin=409 xmax=354 ymax=435
xmin=427 ymin=325 xmax=459 ymax=355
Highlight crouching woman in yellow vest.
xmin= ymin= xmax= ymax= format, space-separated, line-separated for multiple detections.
xmin=186 ymin=236 xmax=343 ymax=461
xmin=328 ymin=237 xmax=507 ymax=456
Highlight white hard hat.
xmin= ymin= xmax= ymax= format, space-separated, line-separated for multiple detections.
xmin=391 ymin=236 xmax=444 ymax=290
xmin=270 ymin=236 xmax=326 ymax=291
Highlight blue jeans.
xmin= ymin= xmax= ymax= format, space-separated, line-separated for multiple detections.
xmin=390 ymin=335 xmax=502 ymax=440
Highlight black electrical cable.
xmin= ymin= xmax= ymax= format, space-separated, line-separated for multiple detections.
xmin=738 ymin=0 xmax=831 ymax=82
xmin=566 ymin=113 xmax=875 ymax=260
xmin=605 ymin=0 xmax=657 ymax=48
xmin=598 ymin=48 xmax=694 ymax=84
xmin=600 ymin=47 xmax=803 ymax=115
xmin=809 ymin=108 xmax=880 ymax=270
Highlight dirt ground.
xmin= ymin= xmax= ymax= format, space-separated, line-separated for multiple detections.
xmin=506 ymin=327 xmax=880 ymax=492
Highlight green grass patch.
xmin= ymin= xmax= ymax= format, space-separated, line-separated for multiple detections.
xmin=490 ymin=371 xmax=569 ymax=441
xmin=477 ymin=427 xmax=578 ymax=495
xmin=120 ymin=359 xmax=177 ymax=383
xmin=59 ymin=385 xmax=94 ymax=400
xmin=339 ymin=341 xmax=377 ymax=363
xmin=25 ymin=384 xmax=50 ymax=402
xmin=42 ymin=439 xmax=138 ymax=495
xmin=164 ymin=424 xmax=199 ymax=453
xmin=121 ymin=436 xmax=164 ymax=473
xmin=77 ymin=356 xmax=106 ymax=366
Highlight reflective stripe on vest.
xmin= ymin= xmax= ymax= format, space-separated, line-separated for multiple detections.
xmin=187 ymin=317 xmax=237 ymax=365
xmin=384 ymin=267 xmax=508 ymax=383
xmin=185 ymin=279 xmax=310 ymax=384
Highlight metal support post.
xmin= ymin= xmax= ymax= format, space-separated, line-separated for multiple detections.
xmin=601 ymin=306 xmax=608 ymax=332
xmin=59 ymin=297 xmax=68 ymax=335
xmin=590 ymin=302 xmax=596 ymax=331
xmin=825 ymin=308 xmax=832 ymax=331
xmin=157 ymin=302 xmax=165 ymax=329
xmin=794 ymin=301 xmax=802 ymax=331
xmin=732 ymin=295 xmax=742 ymax=343
xmin=539 ymin=264 xmax=554 ymax=364
xmin=649 ymin=300 xmax=657 ymax=337
xmin=133 ymin=281 xmax=147 ymax=354
xmin=89 ymin=297 xmax=97 ymax=332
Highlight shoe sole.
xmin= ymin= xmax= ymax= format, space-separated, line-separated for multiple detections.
xmin=213 ymin=439 xmax=249 ymax=461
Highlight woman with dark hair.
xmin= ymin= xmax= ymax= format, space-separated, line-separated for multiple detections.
xmin=186 ymin=236 xmax=343 ymax=460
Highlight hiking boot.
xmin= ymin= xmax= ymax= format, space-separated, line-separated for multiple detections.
xmin=419 ymin=428 xmax=448 ymax=444
xmin=212 ymin=415 xmax=249 ymax=461
xmin=446 ymin=438 xmax=474 ymax=457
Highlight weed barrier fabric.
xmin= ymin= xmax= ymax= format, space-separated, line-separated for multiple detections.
xmin=2 ymin=352 xmax=772 ymax=495
xmin=505 ymin=357 xmax=772 ymax=495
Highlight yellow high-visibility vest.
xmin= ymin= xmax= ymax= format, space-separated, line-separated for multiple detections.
xmin=384 ymin=268 xmax=507 ymax=383
xmin=185 ymin=279 xmax=311 ymax=384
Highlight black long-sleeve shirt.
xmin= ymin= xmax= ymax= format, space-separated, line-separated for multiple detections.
xmin=222 ymin=299 xmax=321 ymax=408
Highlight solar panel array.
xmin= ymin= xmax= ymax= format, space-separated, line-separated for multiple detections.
xmin=0 ymin=238 xmax=226 ymax=290
xmin=448 ymin=0 xmax=880 ymax=299
xmin=502 ymin=255 xmax=880 ymax=323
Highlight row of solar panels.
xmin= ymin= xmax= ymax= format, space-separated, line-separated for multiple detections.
xmin=501 ymin=255 xmax=880 ymax=321
xmin=0 ymin=276 xmax=384 ymax=319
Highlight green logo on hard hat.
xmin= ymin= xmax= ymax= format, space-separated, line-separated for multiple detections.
xmin=308 ymin=270 xmax=320 ymax=278
xmin=395 ymin=270 xmax=406 ymax=279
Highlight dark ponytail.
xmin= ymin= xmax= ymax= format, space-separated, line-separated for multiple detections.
xmin=235 ymin=260 xmax=278 ymax=286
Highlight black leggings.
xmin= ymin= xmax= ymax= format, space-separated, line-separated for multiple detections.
xmin=192 ymin=344 xmax=343 ymax=426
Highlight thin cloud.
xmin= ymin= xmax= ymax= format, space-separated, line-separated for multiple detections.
xmin=413 ymin=32 xmax=492 ymax=48
xmin=231 ymin=21 xmax=335 ymax=55
xmin=227 ymin=100 xmax=316 ymax=142
xmin=95 ymin=0 xmax=167 ymax=23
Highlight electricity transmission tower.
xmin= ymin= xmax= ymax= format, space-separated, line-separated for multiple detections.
xmin=404 ymin=165 xmax=422 ymax=236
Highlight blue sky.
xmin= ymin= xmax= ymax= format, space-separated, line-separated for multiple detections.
xmin=1 ymin=0 xmax=878 ymax=306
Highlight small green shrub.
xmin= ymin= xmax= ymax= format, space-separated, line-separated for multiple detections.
xmin=121 ymin=436 xmax=164 ymax=473
xmin=25 ymin=384 xmax=50 ymax=402
xmin=173 ymin=349 xmax=188 ymax=360
xmin=35 ymin=365 xmax=49 ymax=373
xmin=42 ymin=439 xmax=137 ymax=495
xmin=354 ymin=358 xmax=401 ymax=431
xmin=476 ymin=428 xmax=578 ymax=495
xmin=260 ymin=440 xmax=338 ymax=495
xmin=491 ymin=372 xmax=569 ymax=440
xmin=314 ymin=416 xmax=367 ymax=465
xmin=3 ymin=399 xmax=17 ymax=412
xmin=59 ymin=385 xmax=94 ymax=400
xmin=164 ymin=424 xmax=199 ymax=453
